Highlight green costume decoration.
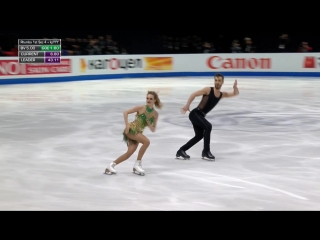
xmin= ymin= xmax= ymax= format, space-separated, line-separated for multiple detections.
xmin=123 ymin=106 xmax=155 ymax=145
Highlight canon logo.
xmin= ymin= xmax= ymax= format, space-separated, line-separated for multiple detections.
xmin=207 ymin=56 xmax=271 ymax=69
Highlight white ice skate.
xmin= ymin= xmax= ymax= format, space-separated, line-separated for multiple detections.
xmin=104 ymin=162 xmax=117 ymax=175
xmin=133 ymin=160 xmax=145 ymax=176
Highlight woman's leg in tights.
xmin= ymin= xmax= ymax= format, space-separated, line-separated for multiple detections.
xmin=113 ymin=139 xmax=139 ymax=165
xmin=117 ymin=133 xmax=150 ymax=162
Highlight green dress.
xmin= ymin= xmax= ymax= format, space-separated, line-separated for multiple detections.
xmin=123 ymin=106 xmax=155 ymax=145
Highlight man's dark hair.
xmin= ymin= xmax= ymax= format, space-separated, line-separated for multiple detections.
xmin=215 ymin=73 xmax=224 ymax=80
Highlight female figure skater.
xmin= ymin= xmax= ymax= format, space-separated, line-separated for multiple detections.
xmin=105 ymin=91 xmax=162 ymax=176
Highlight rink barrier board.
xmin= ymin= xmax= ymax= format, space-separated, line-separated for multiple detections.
xmin=1 ymin=71 xmax=320 ymax=85
xmin=1 ymin=53 xmax=320 ymax=85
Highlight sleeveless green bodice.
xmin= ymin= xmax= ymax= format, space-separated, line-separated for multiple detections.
xmin=123 ymin=106 xmax=155 ymax=144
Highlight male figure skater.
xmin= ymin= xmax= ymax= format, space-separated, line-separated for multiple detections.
xmin=176 ymin=73 xmax=239 ymax=161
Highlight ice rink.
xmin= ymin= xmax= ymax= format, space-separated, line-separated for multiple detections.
xmin=0 ymin=77 xmax=319 ymax=210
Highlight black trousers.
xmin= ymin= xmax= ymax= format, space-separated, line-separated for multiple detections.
xmin=180 ymin=108 xmax=212 ymax=152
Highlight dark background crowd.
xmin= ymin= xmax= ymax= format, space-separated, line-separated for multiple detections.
xmin=0 ymin=31 xmax=318 ymax=57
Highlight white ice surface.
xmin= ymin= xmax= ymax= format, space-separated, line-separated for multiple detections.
xmin=0 ymin=77 xmax=319 ymax=210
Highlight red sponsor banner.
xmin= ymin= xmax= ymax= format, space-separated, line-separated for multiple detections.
xmin=0 ymin=59 xmax=72 ymax=76
xmin=303 ymin=57 xmax=316 ymax=68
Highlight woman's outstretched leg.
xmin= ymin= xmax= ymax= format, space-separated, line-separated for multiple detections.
xmin=114 ymin=139 xmax=139 ymax=165
xmin=105 ymin=139 xmax=138 ymax=174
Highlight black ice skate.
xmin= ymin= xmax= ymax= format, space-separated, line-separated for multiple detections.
xmin=176 ymin=149 xmax=190 ymax=160
xmin=202 ymin=150 xmax=215 ymax=161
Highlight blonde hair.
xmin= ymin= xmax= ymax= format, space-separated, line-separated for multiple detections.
xmin=147 ymin=91 xmax=162 ymax=109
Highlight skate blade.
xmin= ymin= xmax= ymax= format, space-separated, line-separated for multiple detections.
xmin=175 ymin=156 xmax=190 ymax=160
xmin=201 ymin=157 xmax=215 ymax=161
xmin=133 ymin=168 xmax=145 ymax=176
xmin=133 ymin=171 xmax=145 ymax=176
xmin=104 ymin=169 xmax=116 ymax=175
